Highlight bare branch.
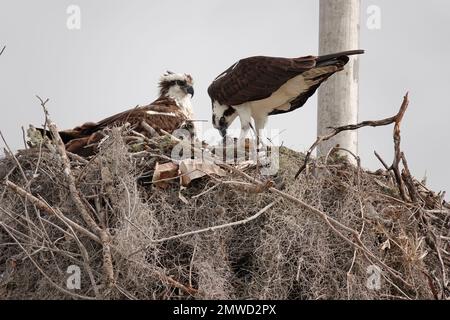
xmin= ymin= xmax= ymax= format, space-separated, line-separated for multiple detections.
xmin=128 ymin=201 xmax=277 ymax=257
xmin=36 ymin=96 xmax=115 ymax=288
xmin=3 ymin=180 xmax=100 ymax=243
xmin=295 ymin=93 xmax=410 ymax=179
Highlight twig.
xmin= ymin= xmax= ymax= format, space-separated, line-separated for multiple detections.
xmin=52 ymin=209 xmax=102 ymax=298
xmin=346 ymin=196 xmax=365 ymax=298
xmin=140 ymin=121 xmax=159 ymax=137
xmin=0 ymin=222 xmax=97 ymax=300
xmin=325 ymin=146 xmax=361 ymax=168
xmin=0 ymin=130 xmax=29 ymax=184
xmin=3 ymin=180 xmax=100 ymax=243
xmin=67 ymin=151 xmax=89 ymax=164
xmin=36 ymin=96 xmax=115 ymax=288
xmin=127 ymin=202 xmax=277 ymax=258
xmin=401 ymin=153 xmax=448 ymax=294
xmin=401 ymin=153 xmax=420 ymax=203
xmin=21 ymin=126 xmax=28 ymax=149
xmin=295 ymin=93 xmax=410 ymax=179
xmin=189 ymin=244 xmax=197 ymax=288
xmin=0 ymin=45 xmax=5 ymax=56
xmin=165 ymin=275 xmax=199 ymax=296
xmin=390 ymin=95 xmax=410 ymax=200
xmin=157 ymin=201 xmax=275 ymax=243
xmin=374 ymin=151 xmax=390 ymax=171
xmin=192 ymin=183 xmax=220 ymax=199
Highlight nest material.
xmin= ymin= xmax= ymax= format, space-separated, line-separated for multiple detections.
xmin=0 ymin=125 xmax=449 ymax=300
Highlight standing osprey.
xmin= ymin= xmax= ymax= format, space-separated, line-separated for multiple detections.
xmin=40 ymin=72 xmax=195 ymax=156
xmin=208 ymin=50 xmax=364 ymax=141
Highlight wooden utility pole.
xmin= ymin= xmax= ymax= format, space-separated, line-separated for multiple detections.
xmin=317 ymin=0 xmax=361 ymax=159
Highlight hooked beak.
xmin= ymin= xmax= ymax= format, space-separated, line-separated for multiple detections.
xmin=186 ymin=86 xmax=194 ymax=97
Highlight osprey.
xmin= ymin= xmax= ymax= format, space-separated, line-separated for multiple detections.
xmin=39 ymin=71 xmax=195 ymax=156
xmin=208 ymin=50 xmax=364 ymax=141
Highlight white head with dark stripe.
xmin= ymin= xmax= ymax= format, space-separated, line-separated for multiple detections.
xmin=211 ymin=101 xmax=238 ymax=137
xmin=159 ymin=71 xmax=194 ymax=100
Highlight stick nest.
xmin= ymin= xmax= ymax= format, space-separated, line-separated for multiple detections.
xmin=1 ymin=118 xmax=449 ymax=300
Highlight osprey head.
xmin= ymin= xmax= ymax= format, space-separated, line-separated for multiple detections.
xmin=159 ymin=71 xmax=194 ymax=99
xmin=212 ymin=101 xmax=237 ymax=138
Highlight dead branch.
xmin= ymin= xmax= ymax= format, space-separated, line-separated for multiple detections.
xmin=128 ymin=201 xmax=277 ymax=258
xmin=3 ymin=180 xmax=100 ymax=243
xmin=155 ymin=200 xmax=275 ymax=242
xmin=401 ymin=153 xmax=420 ymax=204
xmin=0 ymin=130 xmax=29 ymax=184
xmin=36 ymin=96 xmax=115 ymax=288
xmin=400 ymin=153 xmax=448 ymax=295
xmin=125 ymin=256 xmax=201 ymax=297
xmin=0 ymin=45 xmax=5 ymax=56
xmin=295 ymin=93 xmax=410 ymax=179
xmin=140 ymin=121 xmax=159 ymax=137
xmin=390 ymin=95 xmax=410 ymax=200
xmin=374 ymin=151 xmax=390 ymax=171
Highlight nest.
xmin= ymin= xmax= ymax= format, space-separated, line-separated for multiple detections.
xmin=0 ymin=95 xmax=449 ymax=300
xmin=0 ymin=125 xmax=449 ymax=300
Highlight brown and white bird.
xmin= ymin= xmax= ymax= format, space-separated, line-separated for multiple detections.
xmin=208 ymin=50 xmax=364 ymax=142
xmin=39 ymin=71 xmax=195 ymax=156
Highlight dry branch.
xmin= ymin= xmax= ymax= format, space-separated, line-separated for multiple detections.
xmin=37 ymin=96 xmax=115 ymax=288
xmin=3 ymin=180 xmax=100 ymax=243
xmin=128 ymin=201 xmax=277 ymax=258
xmin=295 ymin=93 xmax=410 ymax=179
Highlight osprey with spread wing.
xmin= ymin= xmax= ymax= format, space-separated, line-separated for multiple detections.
xmin=208 ymin=50 xmax=364 ymax=140
xmin=38 ymin=72 xmax=195 ymax=156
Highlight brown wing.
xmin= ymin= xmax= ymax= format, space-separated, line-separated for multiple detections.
xmin=54 ymin=97 xmax=187 ymax=155
xmin=207 ymin=55 xmax=317 ymax=106
xmin=61 ymin=97 xmax=186 ymax=137
xmin=208 ymin=50 xmax=364 ymax=107
xmin=135 ymin=101 xmax=188 ymax=135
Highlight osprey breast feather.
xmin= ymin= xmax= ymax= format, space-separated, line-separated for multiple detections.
xmin=208 ymin=50 xmax=364 ymax=140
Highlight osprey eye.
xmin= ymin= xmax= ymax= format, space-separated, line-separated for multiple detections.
xmin=176 ymin=80 xmax=185 ymax=86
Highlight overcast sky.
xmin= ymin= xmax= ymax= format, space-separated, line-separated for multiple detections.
xmin=1 ymin=0 xmax=449 ymax=195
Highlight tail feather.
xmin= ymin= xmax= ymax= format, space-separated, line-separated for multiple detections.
xmin=36 ymin=128 xmax=85 ymax=144
xmin=317 ymin=49 xmax=365 ymax=64
xmin=36 ymin=121 xmax=99 ymax=144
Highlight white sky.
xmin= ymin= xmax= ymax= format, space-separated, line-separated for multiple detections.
xmin=0 ymin=0 xmax=449 ymax=194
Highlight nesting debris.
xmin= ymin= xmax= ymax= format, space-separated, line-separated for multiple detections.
xmin=0 ymin=95 xmax=449 ymax=300
xmin=179 ymin=159 xmax=226 ymax=187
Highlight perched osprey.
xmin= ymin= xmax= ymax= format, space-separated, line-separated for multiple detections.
xmin=40 ymin=72 xmax=195 ymax=156
xmin=208 ymin=50 xmax=364 ymax=141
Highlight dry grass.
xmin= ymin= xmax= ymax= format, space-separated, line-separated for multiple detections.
xmin=0 ymin=127 xmax=449 ymax=300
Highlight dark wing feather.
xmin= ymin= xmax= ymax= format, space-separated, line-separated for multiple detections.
xmin=208 ymin=55 xmax=317 ymax=106
xmin=69 ymin=97 xmax=186 ymax=134
xmin=208 ymin=50 xmax=364 ymax=108
xmin=268 ymin=55 xmax=350 ymax=116
xmin=42 ymin=97 xmax=187 ymax=156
